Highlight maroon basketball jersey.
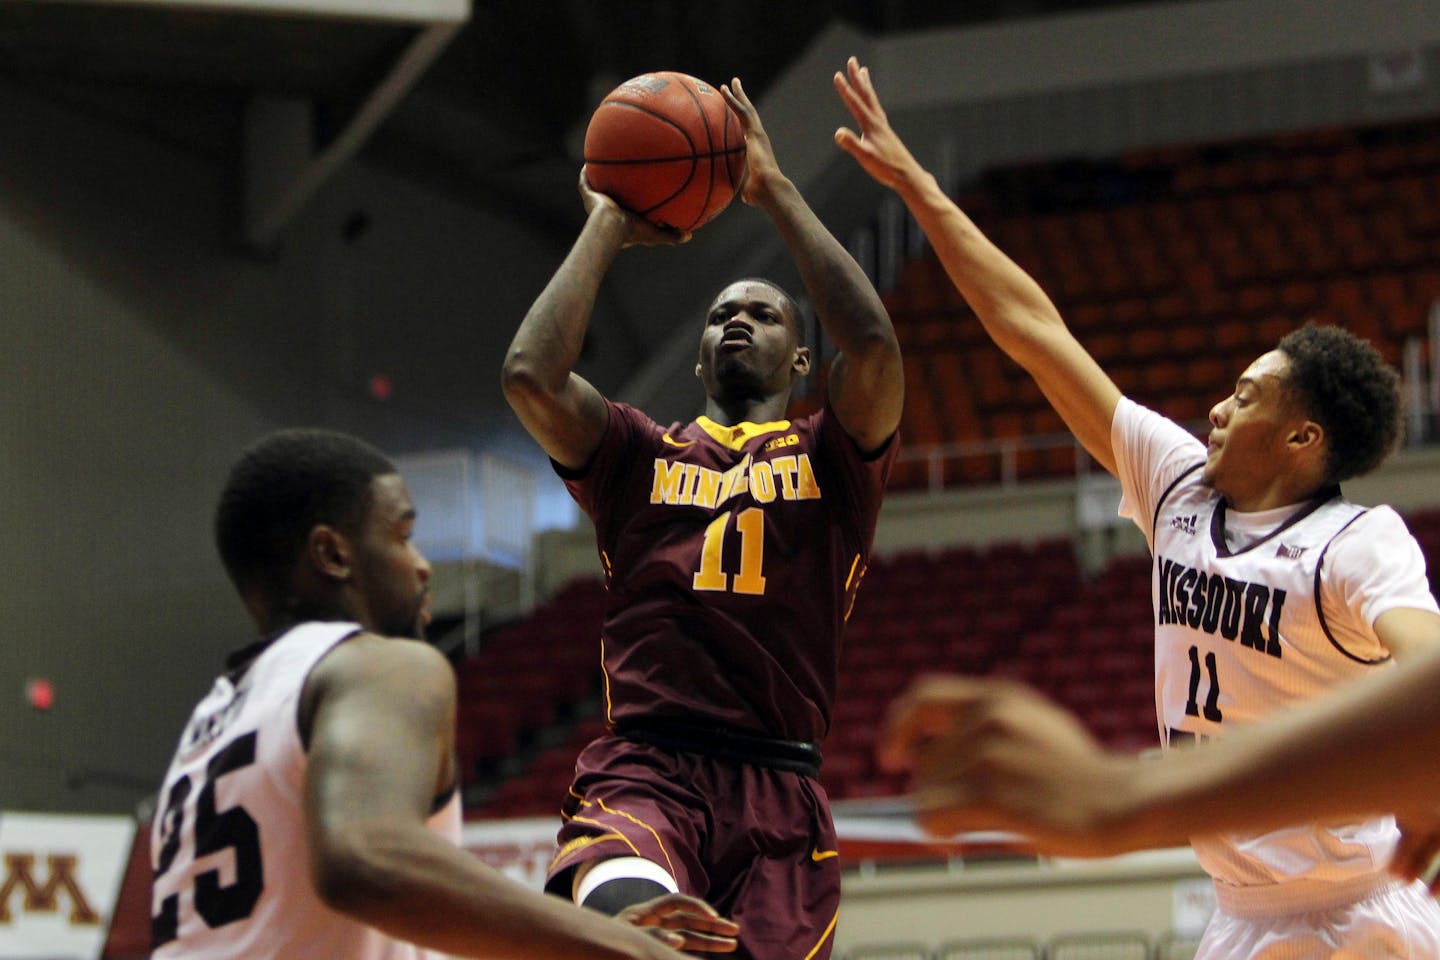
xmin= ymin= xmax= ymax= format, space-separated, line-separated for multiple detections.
xmin=557 ymin=400 xmax=896 ymax=743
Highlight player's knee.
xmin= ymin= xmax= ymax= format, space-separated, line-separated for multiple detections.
xmin=575 ymin=856 xmax=678 ymax=915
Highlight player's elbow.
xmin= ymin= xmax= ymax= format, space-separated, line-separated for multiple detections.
xmin=309 ymin=825 xmax=405 ymax=918
xmin=850 ymin=325 xmax=902 ymax=366
xmin=500 ymin=352 xmax=552 ymax=411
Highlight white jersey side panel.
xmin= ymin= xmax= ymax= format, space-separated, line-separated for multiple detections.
xmin=1112 ymin=398 xmax=1437 ymax=891
xmin=151 ymin=622 xmax=462 ymax=960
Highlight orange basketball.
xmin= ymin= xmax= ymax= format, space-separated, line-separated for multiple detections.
xmin=583 ymin=71 xmax=746 ymax=232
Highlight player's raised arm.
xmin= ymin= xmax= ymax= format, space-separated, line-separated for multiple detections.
xmin=721 ymin=77 xmax=902 ymax=455
xmin=502 ymin=174 xmax=686 ymax=471
xmin=833 ymin=57 xmax=1120 ymax=475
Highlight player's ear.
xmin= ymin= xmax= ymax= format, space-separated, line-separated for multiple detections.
xmin=1288 ymin=419 xmax=1323 ymax=452
xmin=695 ymin=362 xmax=703 ymax=379
xmin=792 ymin=346 xmax=811 ymax=376
xmin=308 ymin=525 xmax=353 ymax=582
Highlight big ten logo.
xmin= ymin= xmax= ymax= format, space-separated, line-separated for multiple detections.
xmin=470 ymin=842 xmax=554 ymax=891
xmin=762 ymin=434 xmax=799 ymax=453
xmin=0 ymin=851 xmax=101 ymax=925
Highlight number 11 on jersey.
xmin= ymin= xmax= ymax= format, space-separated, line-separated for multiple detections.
xmin=693 ymin=507 xmax=767 ymax=595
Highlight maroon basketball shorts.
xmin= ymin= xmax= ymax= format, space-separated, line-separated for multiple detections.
xmin=546 ymin=732 xmax=841 ymax=960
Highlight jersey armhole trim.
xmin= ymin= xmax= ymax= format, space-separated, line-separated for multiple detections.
xmin=1315 ymin=509 xmax=1391 ymax=666
xmin=1151 ymin=462 xmax=1204 ymax=542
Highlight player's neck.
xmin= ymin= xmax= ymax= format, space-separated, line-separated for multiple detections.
xmin=702 ymin=393 xmax=789 ymax=427
xmin=258 ymin=591 xmax=366 ymax=639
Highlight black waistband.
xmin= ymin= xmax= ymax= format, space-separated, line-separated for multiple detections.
xmin=614 ymin=718 xmax=822 ymax=778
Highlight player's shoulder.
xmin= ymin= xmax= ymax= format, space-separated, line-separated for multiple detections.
xmin=794 ymin=403 xmax=828 ymax=433
xmin=603 ymin=399 xmax=669 ymax=440
xmin=1316 ymin=503 xmax=1428 ymax=581
xmin=1119 ymin=397 xmax=1204 ymax=451
xmin=1334 ymin=502 xmax=1414 ymax=540
xmin=298 ymin=633 xmax=455 ymax=746
xmin=310 ymin=633 xmax=455 ymax=699
xmin=809 ymin=396 xmax=874 ymax=450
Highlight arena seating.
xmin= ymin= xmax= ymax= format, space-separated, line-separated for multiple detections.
xmin=882 ymin=117 xmax=1440 ymax=490
xmin=457 ymin=505 xmax=1440 ymax=818
xmin=934 ymin=938 xmax=1042 ymax=960
xmin=459 ymin=538 xmax=1123 ymax=816
xmin=448 ymin=578 xmax=606 ymax=794
xmin=845 ymin=930 xmax=1166 ymax=960
xmin=1046 ymin=931 xmax=1152 ymax=960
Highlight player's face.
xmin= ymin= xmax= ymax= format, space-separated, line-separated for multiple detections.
xmin=695 ymin=281 xmax=809 ymax=400
xmin=350 ymin=473 xmax=432 ymax=639
xmin=1203 ymin=350 xmax=1307 ymax=506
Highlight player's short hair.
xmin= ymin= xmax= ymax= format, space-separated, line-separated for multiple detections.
xmin=215 ymin=429 xmax=396 ymax=597
xmin=1277 ymin=324 xmax=1401 ymax=484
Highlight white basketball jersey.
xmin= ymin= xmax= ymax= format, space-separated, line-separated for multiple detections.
xmin=151 ymin=622 xmax=461 ymax=959
xmin=1113 ymin=399 xmax=1438 ymax=894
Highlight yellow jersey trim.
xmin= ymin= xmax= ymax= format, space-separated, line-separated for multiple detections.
xmin=694 ymin=415 xmax=792 ymax=451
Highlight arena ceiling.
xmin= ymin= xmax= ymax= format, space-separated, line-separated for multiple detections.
xmin=0 ymin=0 xmax=1186 ymax=247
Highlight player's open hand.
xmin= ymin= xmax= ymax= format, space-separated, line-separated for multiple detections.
xmin=616 ymin=893 xmax=741 ymax=953
xmin=832 ymin=57 xmax=924 ymax=192
xmin=880 ymin=674 xmax=1138 ymax=856
xmin=578 ymin=168 xmax=692 ymax=248
xmin=720 ymin=77 xmax=783 ymax=207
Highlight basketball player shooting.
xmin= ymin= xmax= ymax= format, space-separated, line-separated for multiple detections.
xmin=502 ymin=76 xmax=902 ymax=960
xmin=833 ymin=56 xmax=1440 ymax=958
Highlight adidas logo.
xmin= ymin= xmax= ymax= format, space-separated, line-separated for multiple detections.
xmin=1169 ymin=513 xmax=1199 ymax=536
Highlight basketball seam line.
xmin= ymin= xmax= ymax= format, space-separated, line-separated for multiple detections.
xmin=677 ymin=78 xmax=717 ymax=231
xmin=585 ymin=149 xmax=745 ymax=165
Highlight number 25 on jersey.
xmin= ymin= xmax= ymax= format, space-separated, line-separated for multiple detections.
xmin=152 ymin=731 xmax=264 ymax=946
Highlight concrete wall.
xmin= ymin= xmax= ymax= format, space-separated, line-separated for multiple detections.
xmin=0 ymin=76 xmax=568 ymax=813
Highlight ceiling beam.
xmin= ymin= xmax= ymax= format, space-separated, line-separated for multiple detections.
xmin=241 ymin=4 xmax=468 ymax=248
xmin=70 ymin=0 xmax=467 ymax=25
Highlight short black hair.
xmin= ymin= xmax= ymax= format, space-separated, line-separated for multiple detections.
xmin=1276 ymin=324 xmax=1401 ymax=484
xmin=215 ymin=429 xmax=396 ymax=597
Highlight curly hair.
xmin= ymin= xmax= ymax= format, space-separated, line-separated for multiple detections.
xmin=214 ymin=429 xmax=396 ymax=598
xmin=1276 ymin=324 xmax=1401 ymax=484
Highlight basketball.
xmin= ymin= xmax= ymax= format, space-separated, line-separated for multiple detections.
xmin=583 ymin=71 xmax=747 ymax=232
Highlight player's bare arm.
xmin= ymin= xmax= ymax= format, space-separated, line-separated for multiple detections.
xmin=1375 ymin=607 xmax=1440 ymax=662
xmin=878 ymin=674 xmax=1154 ymax=856
xmin=302 ymin=637 xmax=725 ymax=960
xmin=881 ymin=651 xmax=1440 ymax=860
xmin=832 ymin=56 xmax=1120 ymax=473
xmin=721 ymin=76 xmax=902 ymax=454
xmin=503 ymin=174 xmax=687 ymax=471
xmin=1371 ymin=606 xmax=1440 ymax=888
